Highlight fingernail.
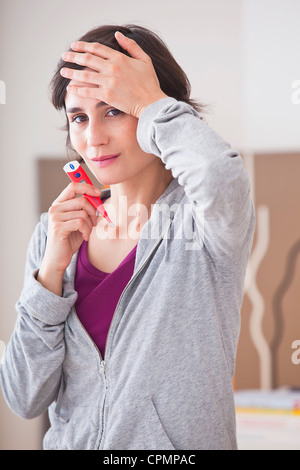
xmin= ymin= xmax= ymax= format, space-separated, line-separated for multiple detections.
xmin=115 ymin=31 xmax=125 ymax=39
xmin=71 ymin=41 xmax=80 ymax=50
xmin=62 ymin=52 xmax=71 ymax=61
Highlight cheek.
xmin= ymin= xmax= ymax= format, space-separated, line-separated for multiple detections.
xmin=121 ymin=120 xmax=145 ymax=155
xmin=69 ymin=128 xmax=85 ymax=153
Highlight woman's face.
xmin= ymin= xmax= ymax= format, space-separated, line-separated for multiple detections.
xmin=64 ymin=79 xmax=159 ymax=187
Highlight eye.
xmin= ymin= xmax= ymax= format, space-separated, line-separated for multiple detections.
xmin=70 ymin=114 xmax=87 ymax=124
xmin=107 ymin=108 xmax=123 ymax=117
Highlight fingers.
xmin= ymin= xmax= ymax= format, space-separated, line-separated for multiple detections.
xmin=54 ymin=182 xmax=101 ymax=204
xmin=61 ymin=35 xmax=159 ymax=117
xmin=53 ymin=196 xmax=97 ymax=223
xmin=61 ymin=50 xmax=105 ymax=71
xmin=49 ymin=185 xmax=101 ymax=242
xmin=70 ymin=40 xmax=118 ymax=60
xmin=62 ymin=34 xmax=149 ymax=69
xmin=114 ymin=31 xmax=148 ymax=61
xmin=60 ymin=67 xmax=100 ymax=84
xmin=52 ymin=182 xmax=101 ymax=226
xmin=50 ymin=202 xmax=97 ymax=233
xmin=49 ymin=210 xmax=95 ymax=242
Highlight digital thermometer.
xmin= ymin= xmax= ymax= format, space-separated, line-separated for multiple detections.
xmin=63 ymin=160 xmax=114 ymax=227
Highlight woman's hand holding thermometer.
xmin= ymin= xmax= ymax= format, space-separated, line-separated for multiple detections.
xmin=63 ymin=161 xmax=114 ymax=227
xmin=37 ymin=163 xmax=106 ymax=296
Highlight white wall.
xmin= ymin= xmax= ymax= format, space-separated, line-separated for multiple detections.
xmin=0 ymin=0 xmax=299 ymax=450
xmin=242 ymin=0 xmax=300 ymax=152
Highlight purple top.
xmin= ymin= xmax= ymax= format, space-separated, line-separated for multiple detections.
xmin=74 ymin=240 xmax=137 ymax=358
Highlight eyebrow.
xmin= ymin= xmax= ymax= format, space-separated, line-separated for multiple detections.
xmin=66 ymin=101 xmax=108 ymax=113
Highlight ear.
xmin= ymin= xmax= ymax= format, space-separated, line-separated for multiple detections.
xmin=114 ymin=31 xmax=148 ymax=61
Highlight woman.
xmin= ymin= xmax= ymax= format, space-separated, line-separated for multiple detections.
xmin=0 ymin=24 xmax=255 ymax=450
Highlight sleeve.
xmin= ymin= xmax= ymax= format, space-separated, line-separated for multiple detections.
xmin=0 ymin=213 xmax=78 ymax=419
xmin=137 ymin=97 xmax=255 ymax=262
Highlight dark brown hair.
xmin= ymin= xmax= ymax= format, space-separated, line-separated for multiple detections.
xmin=50 ymin=24 xmax=204 ymax=158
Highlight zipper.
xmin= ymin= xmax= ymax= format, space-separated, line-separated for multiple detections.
xmin=73 ymin=307 xmax=107 ymax=448
xmin=74 ymin=306 xmax=104 ymax=362
xmin=73 ymin=218 xmax=171 ymax=449
xmin=98 ymin=232 xmax=168 ymax=450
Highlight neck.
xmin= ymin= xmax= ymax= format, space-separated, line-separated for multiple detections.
xmin=107 ymin=161 xmax=173 ymax=232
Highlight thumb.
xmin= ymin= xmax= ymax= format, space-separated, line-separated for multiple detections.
xmin=115 ymin=31 xmax=148 ymax=61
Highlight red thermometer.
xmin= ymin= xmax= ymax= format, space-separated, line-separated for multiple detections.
xmin=63 ymin=160 xmax=114 ymax=227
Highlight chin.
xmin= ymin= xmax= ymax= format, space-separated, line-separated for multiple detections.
xmin=85 ymin=164 xmax=120 ymax=187
xmin=96 ymin=172 xmax=127 ymax=188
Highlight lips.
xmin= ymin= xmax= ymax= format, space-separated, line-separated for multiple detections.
xmin=91 ymin=154 xmax=120 ymax=162
xmin=91 ymin=154 xmax=120 ymax=168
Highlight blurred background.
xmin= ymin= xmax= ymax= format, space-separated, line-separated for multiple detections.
xmin=0 ymin=0 xmax=299 ymax=450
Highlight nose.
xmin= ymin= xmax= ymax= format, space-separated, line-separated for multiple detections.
xmin=87 ymin=119 xmax=109 ymax=147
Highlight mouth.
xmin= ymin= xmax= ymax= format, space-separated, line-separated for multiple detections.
xmin=91 ymin=154 xmax=120 ymax=168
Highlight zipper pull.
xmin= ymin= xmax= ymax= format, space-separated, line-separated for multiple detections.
xmin=100 ymin=360 xmax=106 ymax=376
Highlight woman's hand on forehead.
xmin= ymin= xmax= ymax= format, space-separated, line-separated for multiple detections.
xmin=60 ymin=31 xmax=167 ymax=119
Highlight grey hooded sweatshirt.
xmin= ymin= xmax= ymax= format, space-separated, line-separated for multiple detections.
xmin=0 ymin=97 xmax=255 ymax=450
